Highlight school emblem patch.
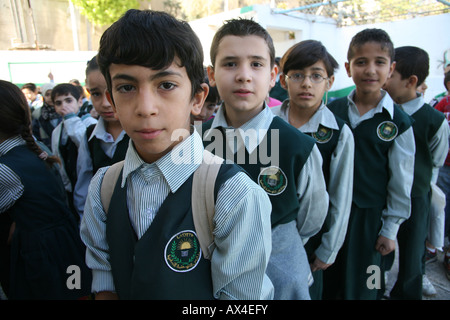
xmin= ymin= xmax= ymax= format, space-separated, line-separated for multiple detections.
xmin=312 ymin=125 xmax=333 ymax=143
xmin=377 ymin=121 xmax=398 ymax=141
xmin=165 ymin=230 xmax=201 ymax=273
xmin=258 ymin=166 xmax=288 ymax=196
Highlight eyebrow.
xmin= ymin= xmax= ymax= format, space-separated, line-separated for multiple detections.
xmin=111 ymin=70 xmax=183 ymax=83
xmin=220 ymin=55 xmax=267 ymax=62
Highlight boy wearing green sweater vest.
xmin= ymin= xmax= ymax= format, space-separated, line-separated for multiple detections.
xmin=80 ymin=10 xmax=274 ymax=300
xmin=327 ymin=28 xmax=416 ymax=300
xmin=203 ymin=18 xmax=328 ymax=300
xmin=383 ymin=46 xmax=449 ymax=299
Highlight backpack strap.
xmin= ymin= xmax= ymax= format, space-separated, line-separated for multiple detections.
xmin=192 ymin=150 xmax=223 ymax=260
xmin=100 ymin=160 xmax=124 ymax=213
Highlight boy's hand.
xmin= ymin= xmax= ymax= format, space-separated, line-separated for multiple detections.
xmin=375 ymin=235 xmax=395 ymax=256
xmin=310 ymin=256 xmax=331 ymax=272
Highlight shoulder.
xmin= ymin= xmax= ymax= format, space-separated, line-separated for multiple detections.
xmin=328 ymin=97 xmax=348 ymax=108
xmin=271 ymin=116 xmax=316 ymax=148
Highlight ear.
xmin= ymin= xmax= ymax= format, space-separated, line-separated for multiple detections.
xmin=106 ymin=90 xmax=119 ymax=119
xmin=407 ymin=75 xmax=418 ymax=88
xmin=207 ymin=65 xmax=216 ymax=87
xmin=326 ymin=75 xmax=335 ymax=91
xmin=280 ymin=73 xmax=287 ymax=89
xmin=191 ymin=83 xmax=209 ymax=116
xmin=388 ymin=61 xmax=396 ymax=79
xmin=345 ymin=62 xmax=351 ymax=77
xmin=270 ymin=64 xmax=278 ymax=88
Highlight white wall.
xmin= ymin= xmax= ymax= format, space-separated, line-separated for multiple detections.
xmin=190 ymin=4 xmax=450 ymax=102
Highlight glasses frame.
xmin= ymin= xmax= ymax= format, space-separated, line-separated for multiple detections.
xmin=285 ymin=73 xmax=329 ymax=84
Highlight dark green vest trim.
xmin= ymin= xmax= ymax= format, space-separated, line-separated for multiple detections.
xmin=202 ymin=116 xmax=316 ymax=227
xmin=307 ymin=115 xmax=345 ymax=186
xmin=410 ymin=104 xmax=446 ymax=196
xmin=106 ymin=163 xmax=240 ymax=300
xmin=328 ymin=97 xmax=413 ymax=208
xmin=86 ymin=124 xmax=130 ymax=175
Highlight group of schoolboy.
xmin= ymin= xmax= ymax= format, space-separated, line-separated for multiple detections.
xmin=62 ymin=9 xmax=448 ymax=300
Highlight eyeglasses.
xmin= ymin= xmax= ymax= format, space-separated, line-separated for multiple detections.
xmin=285 ymin=73 xmax=329 ymax=84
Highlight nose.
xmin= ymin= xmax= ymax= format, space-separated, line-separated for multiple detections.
xmin=135 ymin=88 xmax=158 ymax=117
xmin=365 ymin=61 xmax=377 ymax=75
xmin=301 ymin=75 xmax=313 ymax=87
xmin=236 ymin=65 xmax=251 ymax=83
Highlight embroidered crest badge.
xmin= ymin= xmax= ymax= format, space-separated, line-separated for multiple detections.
xmin=377 ymin=121 xmax=398 ymax=141
xmin=258 ymin=166 xmax=288 ymax=196
xmin=165 ymin=230 xmax=201 ymax=273
xmin=312 ymin=125 xmax=333 ymax=143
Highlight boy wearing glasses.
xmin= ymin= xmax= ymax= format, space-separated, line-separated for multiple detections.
xmin=271 ymin=40 xmax=354 ymax=300
xmin=202 ymin=19 xmax=329 ymax=299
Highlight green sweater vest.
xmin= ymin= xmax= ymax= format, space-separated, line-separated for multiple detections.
xmin=202 ymin=116 xmax=316 ymax=227
xmin=328 ymin=97 xmax=413 ymax=208
xmin=410 ymin=103 xmax=446 ymax=196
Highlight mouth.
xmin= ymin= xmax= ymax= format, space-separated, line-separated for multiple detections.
xmin=362 ymin=79 xmax=378 ymax=84
xmin=234 ymin=88 xmax=253 ymax=97
xmin=101 ymin=112 xmax=115 ymax=118
xmin=298 ymin=92 xmax=314 ymax=99
xmin=136 ymin=128 xmax=163 ymax=139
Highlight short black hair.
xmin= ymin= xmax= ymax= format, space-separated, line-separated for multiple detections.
xmin=21 ymin=83 xmax=37 ymax=92
xmin=97 ymin=9 xmax=205 ymax=100
xmin=394 ymin=46 xmax=429 ymax=87
xmin=210 ymin=18 xmax=275 ymax=68
xmin=281 ymin=40 xmax=339 ymax=77
xmin=347 ymin=28 xmax=394 ymax=62
xmin=51 ymin=83 xmax=81 ymax=102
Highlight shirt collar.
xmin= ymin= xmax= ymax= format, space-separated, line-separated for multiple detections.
xmin=0 ymin=136 xmax=26 ymax=156
xmin=89 ymin=117 xmax=127 ymax=143
xmin=205 ymin=102 xmax=275 ymax=154
xmin=121 ymin=129 xmax=203 ymax=193
xmin=277 ymin=100 xmax=339 ymax=132
xmin=399 ymin=92 xmax=424 ymax=115
xmin=348 ymin=89 xmax=395 ymax=119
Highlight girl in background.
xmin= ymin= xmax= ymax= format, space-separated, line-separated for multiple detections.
xmin=0 ymin=80 xmax=91 ymax=299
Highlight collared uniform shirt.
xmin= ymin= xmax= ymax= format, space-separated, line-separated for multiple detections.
xmin=75 ymin=117 xmax=127 ymax=216
xmin=399 ymin=93 xmax=449 ymax=182
xmin=347 ymin=89 xmax=416 ymax=240
xmin=51 ymin=113 xmax=97 ymax=217
xmin=203 ymin=104 xmax=328 ymax=243
xmin=80 ymin=131 xmax=274 ymax=299
xmin=272 ymin=101 xmax=354 ymax=264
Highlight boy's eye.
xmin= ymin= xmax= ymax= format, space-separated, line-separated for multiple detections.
xmin=206 ymin=103 xmax=217 ymax=110
xmin=224 ymin=62 xmax=237 ymax=67
xmin=116 ymin=84 xmax=135 ymax=93
xmin=311 ymin=73 xmax=324 ymax=81
xmin=159 ymin=82 xmax=176 ymax=90
xmin=251 ymin=61 xmax=263 ymax=68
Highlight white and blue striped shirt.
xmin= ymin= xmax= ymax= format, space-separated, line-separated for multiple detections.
xmin=0 ymin=136 xmax=26 ymax=213
xmin=80 ymin=130 xmax=274 ymax=299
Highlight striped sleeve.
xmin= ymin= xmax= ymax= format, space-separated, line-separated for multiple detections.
xmin=212 ymin=171 xmax=274 ymax=300
xmin=0 ymin=164 xmax=24 ymax=213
